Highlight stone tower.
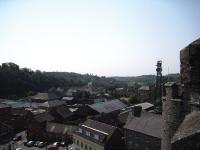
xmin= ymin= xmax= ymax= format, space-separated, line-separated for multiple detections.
xmin=180 ymin=38 xmax=200 ymax=112
xmin=161 ymin=38 xmax=200 ymax=150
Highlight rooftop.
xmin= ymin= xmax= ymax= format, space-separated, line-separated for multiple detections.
xmin=34 ymin=112 xmax=55 ymax=123
xmin=89 ymin=99 xmax=127 ymax=114
xmin=172 ymin=111 xmax=200 ymax=143
xmin=82 ymin=119 xmax=116 ymax=136
xmin=46 ymin=122 xmax=76 ymax=134
xmin=138 ymin=86 xmax=150 ymax=91
xmin=30 ymin=92 xmax=59 ymax=101
xmin=40 ymin=100 xmax=65 ymax=108
xmin=124 ymin=111 xmax=162 ymax=138
xmin=0 ymin=103 xmax=10 ymax=109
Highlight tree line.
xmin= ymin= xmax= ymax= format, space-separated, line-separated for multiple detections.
xmin=0 ymin=62 xmax=116 ymax=99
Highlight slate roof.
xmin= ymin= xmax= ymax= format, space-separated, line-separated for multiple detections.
xmin=30 ymin=92 xmax=59 ymax=101
xmin=124 ymin=111 xmax=162 ymax=138
xmin=55 ymin=105 xmax=73 ymax=119
xmin=62 ymin=97 xmax=74 ymax=101
xmin=172 ymin=111 xmax=200 ymax=143
xmin=76 ymin=119 xmax=117 ymax=144
xmin=40 ymin=100 xmax=65 ymax=108
xmin=34 ymin=112 xmax=55 ymax=123
xmin=1 ymin=100 xmax=40 ymax=109
xmin=89 ymin=99 xmax=127 ymax=114
xmin=83 ymin=119 xmax=117 ymax=136
xmin=46 ymin=122 xmax=76 ymax=134
xmin=0 ymin=103 xmax=10 ymax=108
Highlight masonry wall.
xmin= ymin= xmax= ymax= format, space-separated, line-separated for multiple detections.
xmin=180 ymin=41 xmax=200 ymax=112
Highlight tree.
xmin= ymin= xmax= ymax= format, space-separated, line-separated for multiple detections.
xmin=128 ymin=95 xmax=138 ymax=105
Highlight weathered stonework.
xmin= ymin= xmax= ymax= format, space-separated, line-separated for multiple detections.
xmin=162 ymin=38 xmax=200 ymax=150
xmin=161 ymin=82 xmax=182 ymax=150
xmin=180 ymin=38 xmax=200 ymax=112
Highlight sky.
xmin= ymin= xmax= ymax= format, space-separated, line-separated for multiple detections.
xmin=0 ymin=0 xmax=200 ymax=76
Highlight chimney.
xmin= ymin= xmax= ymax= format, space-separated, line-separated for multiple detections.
xmin=133 ymin=106 xmax=142 ymax=117
xmin=161 ymin=82 xmax=182 ymax=150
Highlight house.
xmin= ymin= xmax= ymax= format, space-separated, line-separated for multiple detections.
xmin=138 ymin=86 xmax=151 ymax=102
xmin=46 ymin=122 xmax=77 ymax=143
xmin=30 ymin=92 xmax=60 ymax=103
xmin=88 ymin=99 xmax=128 ymax=115
xmin=124 ymin=108 xmax=161 ymax=150
xmin=73 ymin=119 xmax=125 ymax=150
xmin=50 ymin=105 xmax=75 ymax=123
xmin=27 ymin=112 xmax=55 ymax=140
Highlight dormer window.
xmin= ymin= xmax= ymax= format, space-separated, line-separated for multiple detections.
xmin=94 ymin=134 xmax=99 ymax=140
xmin=86 ymin=131 xmax=90 ymax=136
xmin=78 ymin=128 xmax=83 ymax=133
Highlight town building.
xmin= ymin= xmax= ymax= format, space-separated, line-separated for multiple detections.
xmin=27 ymin=112 xmax=55 ymax=141
xmin=73 ymin=119 xmax=125 ymax=150
xmin=124 ymin=108 xmax=161 ymax=150
xmin=46 ymin=122 xmax=76 ymax=143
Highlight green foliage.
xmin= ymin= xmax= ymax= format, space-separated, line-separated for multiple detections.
xmin=113 ymin=74 xmax=180 ymax=85
xmin=0 ymin=62 xmax=119 ymax=99
xmin=128 ymin=95 xmax=138 ymax=105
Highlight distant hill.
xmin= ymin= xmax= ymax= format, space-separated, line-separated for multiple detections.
xmin=0 ymin=62 xmax=122 ymax=99
xmin=112 ymin=74 xmax=180 ymax=85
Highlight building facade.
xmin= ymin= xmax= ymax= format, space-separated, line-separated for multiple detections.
xmin=73 ymin=119 xmax=124 ymax=150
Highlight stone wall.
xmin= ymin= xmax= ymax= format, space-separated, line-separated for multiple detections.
xmin=180 ymin=38 xmax=200 ymax=112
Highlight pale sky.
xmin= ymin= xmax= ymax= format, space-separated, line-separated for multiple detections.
xmin=0 ymin=0 xmax=200 ymax=76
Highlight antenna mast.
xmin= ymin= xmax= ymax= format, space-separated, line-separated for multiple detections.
xmin=155 ymin=60 xmax=162 ymax=105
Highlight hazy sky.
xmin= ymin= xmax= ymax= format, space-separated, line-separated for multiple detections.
xmin=0 ymin=0 xmax=200 ymax=76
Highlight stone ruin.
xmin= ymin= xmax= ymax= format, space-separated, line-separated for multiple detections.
xmin=180 ymin=38 xmax=200 ymax=112
xmin=161 ymin=38 xmax=200 ymax=150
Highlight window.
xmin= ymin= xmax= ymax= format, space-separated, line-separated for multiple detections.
xmin=85 ymin=144 xmax=88 ymax=150
xmin=81 ymin=142 xmax=83 ymax=148
xmin=73 ymin=138 xmax=76 ymax=144
xmin=89 ymin=146 xmax=92 ymax=150
xmin=86 ymin=131 xmax=90 ymax=136
xmin=94 ymin=134 xmax=99 ymax=140
xmin=90 ymin=132 xmax=94 ymax=137
xmin=77 ymin=140 xmax=79 ymax=146
xmin=78 ymin=128 xmax=83 ymax=133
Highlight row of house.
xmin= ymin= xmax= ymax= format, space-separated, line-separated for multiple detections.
xmin=72 ymin=106 xmax=162 ymax=150
xmin=1 ymin=94 xmax=161 ymax=149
